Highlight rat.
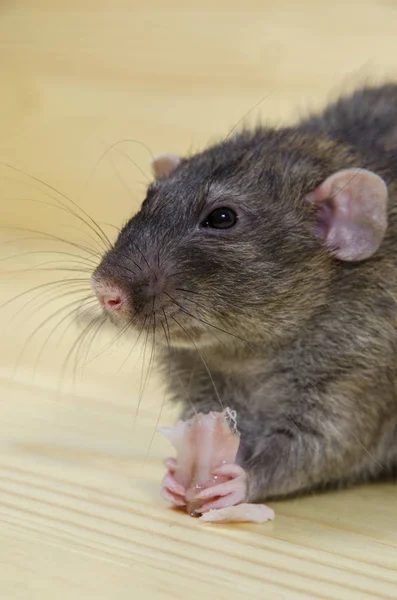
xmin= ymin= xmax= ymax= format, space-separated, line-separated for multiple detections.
xmin=92 ymin=83 xmax=397 ymax=507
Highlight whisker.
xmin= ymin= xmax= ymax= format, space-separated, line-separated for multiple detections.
xmin=58 ymin=312 xmax=104 ymax=393
xmin=129 ymin=241 xmax=154 ymax=275
xmin=114 ymin=312 xmax=152 ymax=376
xmin=163 ymin=291 xmax=255 ymax=347
xmin=163 ymin=308 xmax=172 ymax=345
xmin=55 ymin=302 xmax=101 ymax=354
xmin=175 ymin=287 xmax=214 ymax=300
xmin=206 ymin=90 xmax=275 ymax=190
xmin=5 ymin=266 xmax=94 ymax=276
xmin=171 ymin=314 xmax=224 ymax=411
xmin=1 ymin=263 xmax=94 ymax=279
xmin=0 ymin=236 xmax=97 ymax=259
xmin=143 ymin=330 xmax=169 ymax=467
xmin=79 ymin=138 xmax=153 ymax=200
xmin=72 ymin=312 xmax=106 ymax=385
xmin=177 ymin=294 xmax=206 ymax=311
xmin=134 ymin=315 xmax=151 ymax=365
xmin=0 ymin=162 xmax=112 ymax=251
xmin=111 ymin=145 xmax=151 ymax=184
xmin=161 ymin=309 xmax=198 ymax=416
xmin=107 ymin=150 xmax=136 ymax=200
xmin=135 ymin=313 xmax=153 ymax=428
xmin=0 ymin=177 xmax=108 ymax=250
xmin=1 ymin=193 xmax=108 ymax=255
xmin=167 ymin=270 xmax=192 ymax=279
xmin=138 ymin=311 xmax=157 ymax=403
xmin=0 ymin=249 xmax=98 ymax=267
xmin=111 ymin=138 xmax=155 ymax=161
xmin=12 ymin=294 xmax=95 ymax=379
xmin=78 ymin=319 xmax=131 ymax=369
xmin=101 ymin=221 xmax=121 ymax=233
xmin=7 ymin=287 xmax=93 ymax=334
xmin=147 ymin=309 xmax=157 ymax=381
xmin=33 ymin=299 xmax=98 ymax=377
xmin=0 ymin=226 xmax=101 ymax=259
xmin=62 ymin=224 xmax=109 ymax=256
xmin=115 ymin=317 xmax=145 ymax=374
xmin=221 ymin=92 xmax=275 ymax=148
xmin=177 ymin=294 xmax=227 ymax=347
xmin=111 ymin=258 xmax=140 ymax=278
xmin=79 ymin=314 xmax=108 ymax=379
xmin=0 ymin=278 xmax=93 ymax=312
xmin=160 ymin=316 xmax=170 ymax=349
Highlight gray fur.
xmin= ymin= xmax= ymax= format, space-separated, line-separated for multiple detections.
xmin=93 ymin=83 xmax=397 ymax=501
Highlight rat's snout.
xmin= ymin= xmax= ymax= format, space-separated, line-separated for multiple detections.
xmin=91 ymin=279 xmax=127 ymax=313
xmin=91 ymin=244 xmax=214 ymax=346
xmin=91 ymin=260 xmax=173 ymax=320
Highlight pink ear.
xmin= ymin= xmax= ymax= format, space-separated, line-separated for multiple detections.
xmin=306 ymin=168 xmax=388 ymax=261
xmin=151 ymin=153 xmax=182 ymax=179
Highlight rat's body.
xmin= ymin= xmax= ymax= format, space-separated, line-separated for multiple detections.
xmin=93 ymin=83 xmax=397 ymax=502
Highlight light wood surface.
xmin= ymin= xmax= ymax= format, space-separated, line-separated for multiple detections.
xmin=0 ymin=1 xmax=396 ymax=598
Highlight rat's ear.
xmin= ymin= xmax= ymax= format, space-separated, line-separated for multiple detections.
xmin=151 ymin=153 xmax=182 ymax=180
xmin=306 ymin=168 xmax=388 ymax=261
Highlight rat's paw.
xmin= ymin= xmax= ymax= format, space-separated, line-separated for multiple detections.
xmin=196 ymin=463 xmax=248 ymax=513
xmin=161 ymin=458 xmax=187 ymax=507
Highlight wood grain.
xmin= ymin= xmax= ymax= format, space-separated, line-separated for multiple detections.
xmin=0 ymin=1 xmax=396 ymax=598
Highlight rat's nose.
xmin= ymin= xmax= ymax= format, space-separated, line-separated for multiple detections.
xmin=92 ymin=279 xmax=126 ymax=312
xmin=98 ymin=291 xmax=123 ymax=311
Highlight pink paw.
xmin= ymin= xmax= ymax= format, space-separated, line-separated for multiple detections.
xmin=195 ymin=463 xmax=248 ymax=513
xmin=160 ymin=457 xmax=186 ymax=507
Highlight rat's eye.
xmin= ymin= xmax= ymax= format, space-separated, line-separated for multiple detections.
xmin=202 ymin=207 xmax=238 ymax=229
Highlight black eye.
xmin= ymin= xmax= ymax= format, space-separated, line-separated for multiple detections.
xmin=202 ymin=207 xmax=238 ymax=229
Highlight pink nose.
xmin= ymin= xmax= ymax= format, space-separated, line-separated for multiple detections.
xmin=98 ymin=292 xmax=122 ymax=310
xmin=92 ymin=280 xmax=125 ymax=312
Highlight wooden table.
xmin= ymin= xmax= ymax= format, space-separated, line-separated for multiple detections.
xmin=0 ymin=1 xmax=396 ymax=598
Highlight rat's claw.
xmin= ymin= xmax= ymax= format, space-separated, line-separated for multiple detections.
xmin=197 ymin=475 xmax=246 ymax=500
xmin=197 ymin=489 xmax=246 ymax=513
xmin=213 ymin=463 xmax=247 ymax=480
xmin=162 ymin=472 xmax=185 ymax=496
xmin=195 ymin=463 xmax=248 ymax=512
xmin=161 ymin=487 xmax=187 ymax=507
xmin=161 ymin=458 xmax=187 ymax=507
xmin=161 ymin=472 xmax=187 ymax=507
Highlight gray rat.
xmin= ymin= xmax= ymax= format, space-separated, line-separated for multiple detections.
xmin=92 ymin=83 xmax=397 ymax=505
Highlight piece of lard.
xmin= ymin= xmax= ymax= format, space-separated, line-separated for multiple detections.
xmin=159 ymin=409 xmax=275 ymax=524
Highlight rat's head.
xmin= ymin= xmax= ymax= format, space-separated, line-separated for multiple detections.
xmin=92 ymin=128 xmax=388 ymax=349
